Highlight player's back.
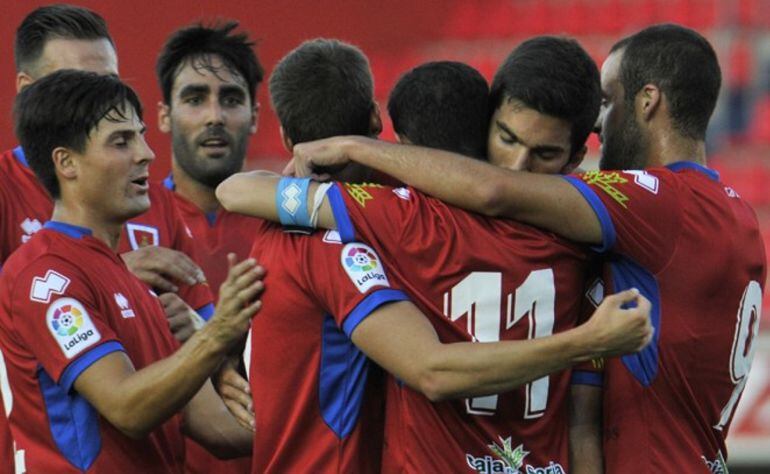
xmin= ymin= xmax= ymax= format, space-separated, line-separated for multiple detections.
xmin=590 ymin=165 xmax=766 ymax=472
xmin=246 ymin=222 xmax=406 ymax=473
xmin=327 ymin=183 xmax=589 ymax=473
xmin=0 ymin=147 xmax=53 ymax=265
xmin=0 ymin=225 xmax=184 ymax=473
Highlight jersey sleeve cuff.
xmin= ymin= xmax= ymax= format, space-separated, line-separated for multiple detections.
xmin=59 ymin=340 xmax=126 ymax=393
xmin=342 ymin=288 xmax=409 ymax=337
xmin=570 ymin=370 xmax=603 ymax=387
xmin=327 ymin=184 xmax=356 ymax=243
xmin=196 ymin=303 xmax=215 ymax=322
xmin=563 ymin=175 xmax=617 ymax=253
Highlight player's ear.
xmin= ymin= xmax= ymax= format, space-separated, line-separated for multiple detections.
xmin=157 ymin=101 xmax=171 ymax=134
xmin=369 ymin=102 xmax=383 ymax=137
xmin=16 ymin=72 xmax=34 ymax=93
xmin=250 ymin=100 xmax=260 ymax=135
xmin=280 ymin=126 xmax=293 ymax=152
xmin=395 ymin=133 xmax=412 ymax=145
xmin=637 ymin=84 xmax=661 ymax=123
xmin=52 ymin=147 xmax=77 ymax=181
xmin=562 ymin=146 xmax=587 ymax=175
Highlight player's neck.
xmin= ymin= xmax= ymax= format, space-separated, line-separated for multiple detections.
xmin=51 ymin=202 xmax=123 ymax=251
xmin=172 ymin=160 xmax=220 ymax=214
xmin=647 ymin=133 xmax=707 ymax=168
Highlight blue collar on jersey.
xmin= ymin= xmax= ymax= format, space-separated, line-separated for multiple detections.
xmin=164 ymin=172 xmax=218 ymax=225
xmin=665 ymin=161 xmax=719 ymax=181
xmin=13 ymin=146 xmax=28 ymax=168
xmin=44 ymin=221 xmax=93 ymax=239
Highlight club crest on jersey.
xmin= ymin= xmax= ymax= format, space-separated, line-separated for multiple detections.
xmin=126 ymin=223 xmax=159 ymax=249
xmin=114 ymin=293 xmax=135 ymax=318
xmin=20 ymin=218 xmax=42 ymax=244
xmin=465 ymin=437 xmax=564 ymax=474
xmin=340 ymin=243 xmax=389 ymax=293
xmin=46 ymin=297 xmax=101 ymax=359
xmin=582 ymin=171 xmax=629 ymax=208
xmin=344 ymin=183 xmax=382 ymax=207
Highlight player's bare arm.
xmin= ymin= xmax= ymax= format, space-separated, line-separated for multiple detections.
xmin=292 ymin=136 xmax=603 ymax=244
xmin=216 ymin=171 xmax=336 ymax=229
xmin=182 ymin=379 xmax=253 ymax=458
xmin=569 ymin=384 xmax=603 ymax=474
xmin=349 ymin=289 xmax=652 ymax=402
xmin=72 ymin=255 xmax=263 ymax=439
xmin=121 ymin=245 xmax=207 ymax=293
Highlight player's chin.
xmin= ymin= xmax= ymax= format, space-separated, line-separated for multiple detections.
xmin=122 ymin=196 xmax=151 ymax=219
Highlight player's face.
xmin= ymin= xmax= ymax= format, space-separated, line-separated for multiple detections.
xmin=487 ymin=99 xmax=579 ymax=175
xmin=19 ymin=38 xmax=118 ymax=90
xmin=73 ymin=105 xmax=155 ymax=222
xmin=160 ymin=54 xmax=257 ymax=188
xmin=597 ymin=50 xmax=648 ymax=171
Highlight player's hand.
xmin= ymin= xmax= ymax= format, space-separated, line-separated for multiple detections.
xmin=583 ymin=288 xmax=653 ymax=357
xmin=214 ymin=357 xmax=255 ymax=431
xmin=293 ymin=136 xmax=366 ymax=179
xmin=158 ymin=293 xmax=201 ymax=342
xmin=122 ymin=246 xmax=207 ymax=293
xmin=209 ymin=254 xmax=265 ymax=343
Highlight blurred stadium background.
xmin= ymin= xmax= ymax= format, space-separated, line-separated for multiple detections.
xmin=2 ymin=1 xmax=769 ymax=470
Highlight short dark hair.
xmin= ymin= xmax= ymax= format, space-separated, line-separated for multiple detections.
xmin=490 ymin=36 xmax=601 ymax=156
xmin=15 ymin=4 xmax=113 ymax=73
xmin=269 ymin=38 xmax=375 ymax=145
xmin=388 ymin=61 xmax=489 ymax=159
xmin=14 ymin=70 xmax=143 ymax=199
xmin=610 ymin=24 xmax=721 ymax=140
xmin=156 ymin=21 xmax=263 ymax=106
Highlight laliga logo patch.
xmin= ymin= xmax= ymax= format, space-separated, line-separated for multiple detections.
xmin=126 ymin=223 xmax=159 ymax=250
xmin=46 ymin=297 xmax=101 ymax=359
xmin=341 ymin=243 xmax=390 ymax=293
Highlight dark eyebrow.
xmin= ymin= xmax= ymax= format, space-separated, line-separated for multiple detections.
xmin=496 ymin=120 xmax=565 ymax=154
xmin=219 ymin=84 xmax=247 ymax=97
xmin=178 ymin=84 xmax=210 ymax=98
xmin=106 ymin=125 xmax=146 ymax=141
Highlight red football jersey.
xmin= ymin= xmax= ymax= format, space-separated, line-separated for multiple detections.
xmin=162 ymin=176 xmax=257 ymax=473
xmin=564 ymin=163 xmax=767 ymax=472
xmin=327 ymin=183 xmax=589 ymax=473
xmin=0 ymin=222 xmax=184 ymax=473
xmin=164 ymin=175 xmax=266 ymax=298
xmin=247 ymin=223 xmax=408 ymax=474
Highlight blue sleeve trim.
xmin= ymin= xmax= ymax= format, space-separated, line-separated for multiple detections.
xmin=563 ymin=175 xmax=616 ymax=253
xmin=342 ymin=288 xmax=409 ymax=337
xmin=570 ymin=370 xmax=603 ymax=387
xmin=59 ymin=341 xmax=125 ymax=393
xmin=196 ymin=303 xmax=215 ymax=322
xmin=327 ymin=184 xmax=356 ymax=243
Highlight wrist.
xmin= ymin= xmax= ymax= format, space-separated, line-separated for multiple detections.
xmin=561 ymin=324 xmax=598 ymax=363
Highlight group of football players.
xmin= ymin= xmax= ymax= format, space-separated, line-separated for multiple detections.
xmin=0 ymin=4 xmax=764 ymax=474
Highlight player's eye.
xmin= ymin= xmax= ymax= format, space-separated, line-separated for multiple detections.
xmin=500 ymin=134 xmax=517 ymax=145
xmin=222 ymin=96 xmax=244 ymax=107
xmin=184 ymin=96 xmax=203 ymax=106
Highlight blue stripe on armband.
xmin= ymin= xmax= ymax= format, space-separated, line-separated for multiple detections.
xmin=276 ymin=177 xmax=312 ymax=228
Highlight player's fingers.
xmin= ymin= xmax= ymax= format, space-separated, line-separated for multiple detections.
xmin=158 ymin=292 xmax=183 ymax=307
xmin=237 ymin=300 xmax=263 ymax=323
xmin=221 ymin=368 xmax=251 ymax=395
xmin=608 ymin=288 xmax=640 ymax=307
xmin=139 ymin=271 xmax=179 ymax=293
xmin=220 ymin=379 xmax=253 ymax=409
xmin=155 ymin=249 xmax=205 ymax=285
xmin=282 ymin=158 xmax=297 ymax=177
xmin=222 ymin=398 xmax=256 ymax=432
xmin=232 ymin=267 xmax=265 ymax=293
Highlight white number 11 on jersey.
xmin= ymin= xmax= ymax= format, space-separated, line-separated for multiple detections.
xmin=443 ymin=269 xmax=555 ymax=418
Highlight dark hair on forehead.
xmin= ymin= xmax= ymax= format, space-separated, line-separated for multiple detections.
xmin=490 ymin=36 xmax=601 ymax=156
xmin=610 ymin=23 xmax=721 ymax=140
xmin=269 ymin=38 xmax=375 ymax=145
xmin=156 ymin=21 xmax=263 ymax=106
xmin=14 ymin=70 xmax=143 ymax=199
xmin=388 ymin=61 xmax=489 ymax=159
xmin=15 ymin=4 xmax=113 ymax=73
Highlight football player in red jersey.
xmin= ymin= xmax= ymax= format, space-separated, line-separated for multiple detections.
xmin=0 ymin=70 xmax=260 ymax=473
xmin=284 ymin=24 xmax=766 ymax=473
xmin=218 ymin=40 xmax=652 ymax=473
xmin=0 ymin=6 xmax=214 ymax=471
xmin=154 ymin=21 xmax=264 ymax=474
